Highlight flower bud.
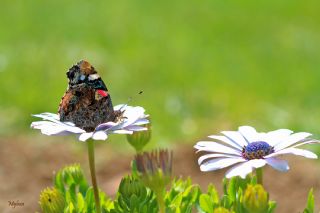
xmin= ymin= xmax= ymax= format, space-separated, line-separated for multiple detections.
xmin=39 ymin=187 xmax=65 ymax=213
xmin=126 ymin=122 xmax=151 ymax=152
xmin=118 ymin=176 xmax=147 ymax=200
xmin=61 ymin=164 xmax=84 ymax=184
xmin=243 ymin=184 xmax=268 ymax=213
xmin=135 ymin=149 xmax=173 ymax=193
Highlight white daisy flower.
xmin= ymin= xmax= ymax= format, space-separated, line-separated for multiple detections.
xmin=31 ymin=104 xmax=149 ymax=142
xmin=194 ymin=126 xmax=319 ymax=179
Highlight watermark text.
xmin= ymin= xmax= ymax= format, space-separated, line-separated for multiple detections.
xmin=8 ymin=200 xmax=24 ymax=208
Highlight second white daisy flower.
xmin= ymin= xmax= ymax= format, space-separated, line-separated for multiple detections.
xmin=194 ymin=126 xmax=319 ymax=179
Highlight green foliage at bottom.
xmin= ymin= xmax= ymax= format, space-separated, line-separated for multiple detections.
xmin=39 ymin=164 xmax=315 ymax=213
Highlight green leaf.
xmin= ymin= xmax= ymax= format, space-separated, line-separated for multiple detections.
xmin=227 ymin=177 xmax=237 ymax=202
xmin=207 ymin=184 xmax=219 ymax=205
xmin=267 ymin=201 xmax=277 ymax=213
xmin=250 ymin=176 xmax=257 ymax=185
xmin=131 ymin=159 xmax=139 ymax=179
xmin=85 ymin=187 xmax=95 ymax=212
xmin=305 ymin=188 xmax=314 ymax=213
xmin=199 ymin=194 xmax=214 ymax=213
xmin=235 ymin=187 xmax=243 ymax=213
xmin=222 ymin=178 xmax=228 ymax=195
xmin=79 ymin=179 xmax=89 ymax=197
xmin=166 ymin=178 xmax=201 ymax=213
xmin=76 ymin=193 xmax=85 ymax=212
xmin=54 ymin=171 xmax=65 ymax=194
xmin=68 ymin=184 xmax=77 ymax=204
xmin=170 ymin=192 xmax=182 ymax=207
xmin=220 ymin=195 xmax=232 ymax=209
xmin=65 ymin=202 xmax=75 ymax=213
xmin=129 ymin=194 xmax=139 ymax=211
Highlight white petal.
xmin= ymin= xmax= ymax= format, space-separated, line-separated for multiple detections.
xmin=274 ymin=132 xmax=312 ymax=151
xmin=249 ymin=159 xmax=267 ymax=168
xmin=31 ymin=121 xmax=53 ymax=129
xmin=133 ymin=118 xmax=150 ymax=126
xmin=198 ymin=153 xmax=240 ymax=164
xmin=32 ymin=113 xmax=85 ymax=134
xmin=33 ymin=113 xmax=70 ymax=127
xmin=31 ymin=121 xmax=82 ymax=135
xmin=291 ymin=139 xmax=320 ymax=149
xmin=263 ymin=129 xmax=293 ymax=146
xmin=194 ymin=141 xmax=241 ymax=155
xmin=238 ymin=126 xmax=259 ymax=143
xmin=226 ymin=159 xmax=266 ymax=179
xmin=221 ymin=131 xmax=248 ymax=147
xmin=124 ymin=125 xmax=148 ymax=131
xmin=123 ymin=106 xmax=145 ymax=120
xmin=64 ymin=127 xmax=85 ymax=134
xmin=32 ymin=112 xmax=60 ymax=121
xmin=95 ymin=105 xmax=149 ymax=135
xmin=266 ymin=147 xmax=318 ymax=159
xmin=112 ymin=129 xmax=133 ymax=134
xmin=265 ymin=158 xmax=289 ymax=172
xmin=226 ymin=162 xmax=253 ymax=179
xmin=92 ymin=131 xmax=108 ymax=140
xmin=112 ymin=106 xmax=148 ymax=131
xmin=41 ymin=126 xmax=69 ymax=135
xmin=208 ymin=135 xmax=242 ymax=150
xmin=200 ymin=157 xmax=245 ymax=172
xmin=95 ymin=122 xmax=117 ymax=131
xmin=41 ymin=128 xmax=67 ymax=135
xmin=79 ymin=133 xmax=93 ymax=142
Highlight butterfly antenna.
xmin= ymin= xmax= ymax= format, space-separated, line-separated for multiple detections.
xmin=119 ymin=90 xmax=143 ymax=112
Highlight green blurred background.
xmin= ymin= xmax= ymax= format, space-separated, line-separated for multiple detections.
xmin=1 ymin=0 xmax=320 ymax=147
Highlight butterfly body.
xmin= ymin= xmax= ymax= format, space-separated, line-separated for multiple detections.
xmin=58 ymin=60 xmax=117 ymax=131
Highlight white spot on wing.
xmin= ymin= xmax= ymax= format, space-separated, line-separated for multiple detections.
xmin=89 ymin=74 xmax=100 ymax=80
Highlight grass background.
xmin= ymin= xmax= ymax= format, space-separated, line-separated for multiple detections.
xmin=1 ymin=0 xmax=320 ymax=148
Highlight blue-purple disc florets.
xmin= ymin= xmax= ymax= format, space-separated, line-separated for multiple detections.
xmin=242 ymin=141 xmax=274 ymax=160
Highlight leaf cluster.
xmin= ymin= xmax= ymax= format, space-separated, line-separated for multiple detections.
xmin=40 ymin=164 xmax=316 ymax=213
xmin=51 ymin=164 xmax=112 ymax=213
xmin=110 ymin=176 xmax=158 ymax=213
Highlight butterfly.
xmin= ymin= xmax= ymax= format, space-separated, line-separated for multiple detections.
xmin=58 ymin=60 xmax=120 ymax=132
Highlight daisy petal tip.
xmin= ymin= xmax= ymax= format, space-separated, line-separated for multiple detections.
xmin=78 ymin=137 xmax=87 ymax=142
xmin=225 ymin=173 xmax=235 ymax=179
xmin=240 ymin=174 xmax=248 ymax=179
xmin=308 ymin=154 xmax=318 ymax=159
xmin=199 ymin=165 xmax=207 ymax=172
xmin=239 ymin=125 xmax=255 ymax=130
xmin=92 ymin=131 xmax=108 ymax=140
xmin=79 ymin=133 xmax=93 ymax=142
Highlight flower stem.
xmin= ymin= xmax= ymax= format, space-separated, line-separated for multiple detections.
xmin=256 ymin=167 xmax=263 ymax=185
xmin=155 ymin=189 xmax=165 ymax=213
xmin=87 ymin=139 xmax=101 ymax=213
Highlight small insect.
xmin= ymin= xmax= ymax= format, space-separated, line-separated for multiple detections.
xmin=58 ymin=60 xmax=120 ymax=131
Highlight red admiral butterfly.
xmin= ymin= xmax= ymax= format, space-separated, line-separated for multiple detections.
xmin=58 ymin=60 xmax=120 ymax=131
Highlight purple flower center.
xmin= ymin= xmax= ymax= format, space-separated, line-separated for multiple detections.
xmin=242 ymin=141 xmax=274 ymax=160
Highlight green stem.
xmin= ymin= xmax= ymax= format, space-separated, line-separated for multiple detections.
xmin=87 ymin=139 xmax=101 ymax=213
xmin=256 ymin=167 xmax=263 ymax=185
xmin=155 ymin=189 xmax=165 ymax=213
